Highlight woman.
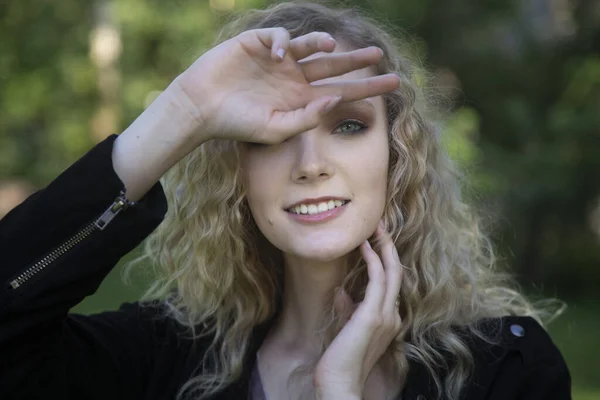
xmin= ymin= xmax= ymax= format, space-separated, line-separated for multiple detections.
xmin=0 ymin=1 xmax=570 ymax=399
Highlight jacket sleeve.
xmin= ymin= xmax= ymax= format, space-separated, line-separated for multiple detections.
xmin=0 ymin=134 xmax=169 ymax=399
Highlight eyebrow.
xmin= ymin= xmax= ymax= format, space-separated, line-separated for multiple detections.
xmin=332 ymin=99 xmax=376 ymax=113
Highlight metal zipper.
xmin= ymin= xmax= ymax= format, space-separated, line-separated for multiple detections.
xmin=9 ymin=189 xmax=136 ymax=289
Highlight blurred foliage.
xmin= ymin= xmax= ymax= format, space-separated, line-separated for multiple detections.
xmin=1 ymin=0 xmax=598 ymax=286
xmin=2 ymin=0 xmax=599 ymax=395
xmin=0 ymin=0 xmax=96 ymax=182
xmin=3 ymin=0 xmax=597 ymax=293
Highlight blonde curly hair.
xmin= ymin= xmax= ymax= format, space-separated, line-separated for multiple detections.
xmin=125 ymin=1 xmax=556 ymax=399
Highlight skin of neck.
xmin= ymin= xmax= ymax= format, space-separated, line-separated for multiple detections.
xmin=268 ymin=252 xmax=350 ymax=357
xmin=261 ymin=252 xmax=402 ymax=399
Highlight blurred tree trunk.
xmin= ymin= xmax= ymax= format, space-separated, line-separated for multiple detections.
xmin=90 ymin=0 xmax=121 ymax=142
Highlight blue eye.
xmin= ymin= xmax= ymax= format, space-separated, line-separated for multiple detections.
xmin=335 ymin=120 xmax=367 ymax=134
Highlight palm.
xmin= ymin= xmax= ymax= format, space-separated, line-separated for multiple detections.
xmin=211 ymin=52 xmax=312 ymax=141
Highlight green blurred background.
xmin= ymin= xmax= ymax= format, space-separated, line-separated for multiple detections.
xmin=1 ymin=0 xmax=598 ymax=398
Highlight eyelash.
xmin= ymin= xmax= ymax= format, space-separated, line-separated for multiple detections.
xmin=334 ymin=119 xmax=368 ymax=135
xmin=247 ymin=119 xmax=368 ymax=148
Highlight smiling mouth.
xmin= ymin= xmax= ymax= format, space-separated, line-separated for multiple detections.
xmin=285 ymin=200 xmax=350 ymax=215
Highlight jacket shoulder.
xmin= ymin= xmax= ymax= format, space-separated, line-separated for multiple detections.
xmin=472 ymin=316 xmax=559 ymax=364
xmin=464 ymin=315 xmax=571 ymax=400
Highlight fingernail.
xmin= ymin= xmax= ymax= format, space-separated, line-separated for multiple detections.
xmin=379 ymin=220 xmax=385 ymax=230
xmin=364 ymin=239 xmax=372 ymax=250
xmin=276 ymin=48 xmax=285 ymax=60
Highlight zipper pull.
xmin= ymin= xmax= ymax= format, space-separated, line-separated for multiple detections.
xmin=94 ymin=189 xmax=136 ymax=230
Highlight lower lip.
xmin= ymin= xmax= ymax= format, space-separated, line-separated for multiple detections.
xmin=285 ymin=202 xmax=349 ymax=223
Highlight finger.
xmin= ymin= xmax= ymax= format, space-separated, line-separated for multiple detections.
xmin=266 ymin=95 xmax=341 ymax=141
xmin=253 ymin=27 xmax=291 ymax=61
xmin=360 ymin=239 xmax=386 ymax=313
xmin=376 ymin=222 xmax=403 ymax=316
xmin=312 ymin=73 xmax=401 ymax=103
xmin=289 ymin=31 xmax=337 ymax=60
xmin=299 ymin=47 xmax=384 ymax=82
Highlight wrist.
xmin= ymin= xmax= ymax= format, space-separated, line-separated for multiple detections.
xmin=168 ymin=74 xmax=216 ymax=145
xmin=315 ymin=385 xmax=361 ymax=400
xmin=114 ymin=85 xmax=207 ymax=201
xmin=316 ymin=391 xmax=361 ymax=400
xmin=159 ymin=82 xmax=210 ymax=145
xmin=314 ymin=371 xmax=362 ymax=400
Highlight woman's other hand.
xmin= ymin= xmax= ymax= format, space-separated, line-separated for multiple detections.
xmin=173 ymin=27 xmax=400 ymax=146
xmin=314 ymin=221 xmax=403 ymax=399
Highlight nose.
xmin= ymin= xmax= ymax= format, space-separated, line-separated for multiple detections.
xmin=290 ymin=132 xmax=334 ymax=183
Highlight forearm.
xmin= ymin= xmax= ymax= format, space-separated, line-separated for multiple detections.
xmin=112 ymin=83 xmax=204 ymax=202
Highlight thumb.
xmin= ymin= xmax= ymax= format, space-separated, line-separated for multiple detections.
xmin=269 ymin=95 xmax=342 ymax=140
xmin=334 ymin=287 xmax=355 ymax=323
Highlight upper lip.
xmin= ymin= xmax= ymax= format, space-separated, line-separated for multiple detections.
xmin=284 ymin=196 xmax=350 ymax=210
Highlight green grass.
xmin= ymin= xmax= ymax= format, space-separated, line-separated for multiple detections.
xmin=72 ymin=257 xmax=600 ymax=399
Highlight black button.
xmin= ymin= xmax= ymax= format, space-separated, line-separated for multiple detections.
xmin=510 ymin=324 xmax=525 ymax=337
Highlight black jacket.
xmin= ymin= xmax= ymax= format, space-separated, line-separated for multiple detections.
xmin=0 ymin=134 xmax=571 ymax=399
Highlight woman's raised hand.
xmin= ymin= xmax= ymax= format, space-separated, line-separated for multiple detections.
xmin=314 ymin=221 xmax=404 ymax=399
xmin=112 ymin=28 xmax=399 ymax=201
xmin=173 ymin=27 xmax=400 ymax=146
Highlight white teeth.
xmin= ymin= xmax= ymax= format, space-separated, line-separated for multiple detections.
xmin=289 ymin=200 xmax=348 ymax=215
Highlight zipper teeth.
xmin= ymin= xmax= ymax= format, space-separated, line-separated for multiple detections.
xmin=9 ymin=223 xmax=97 ymax=289
xmin=8 ymin=189 xmax=135 ymax=290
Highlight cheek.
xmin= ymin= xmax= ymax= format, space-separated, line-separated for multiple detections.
xmin=241 ymin=155 xmax=282 ymax=223
xmin=350 ymin=139 xmax=389 ymax=196
xmin=241 ymin=152 xmax=266 ymax=197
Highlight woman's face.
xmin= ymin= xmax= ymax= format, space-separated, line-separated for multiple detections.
xmin=240 ymin=62 xmax=390 ymax=263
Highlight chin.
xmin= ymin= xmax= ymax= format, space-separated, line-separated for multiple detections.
xmin=286 ymin=239 xmax=359 ymax=262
